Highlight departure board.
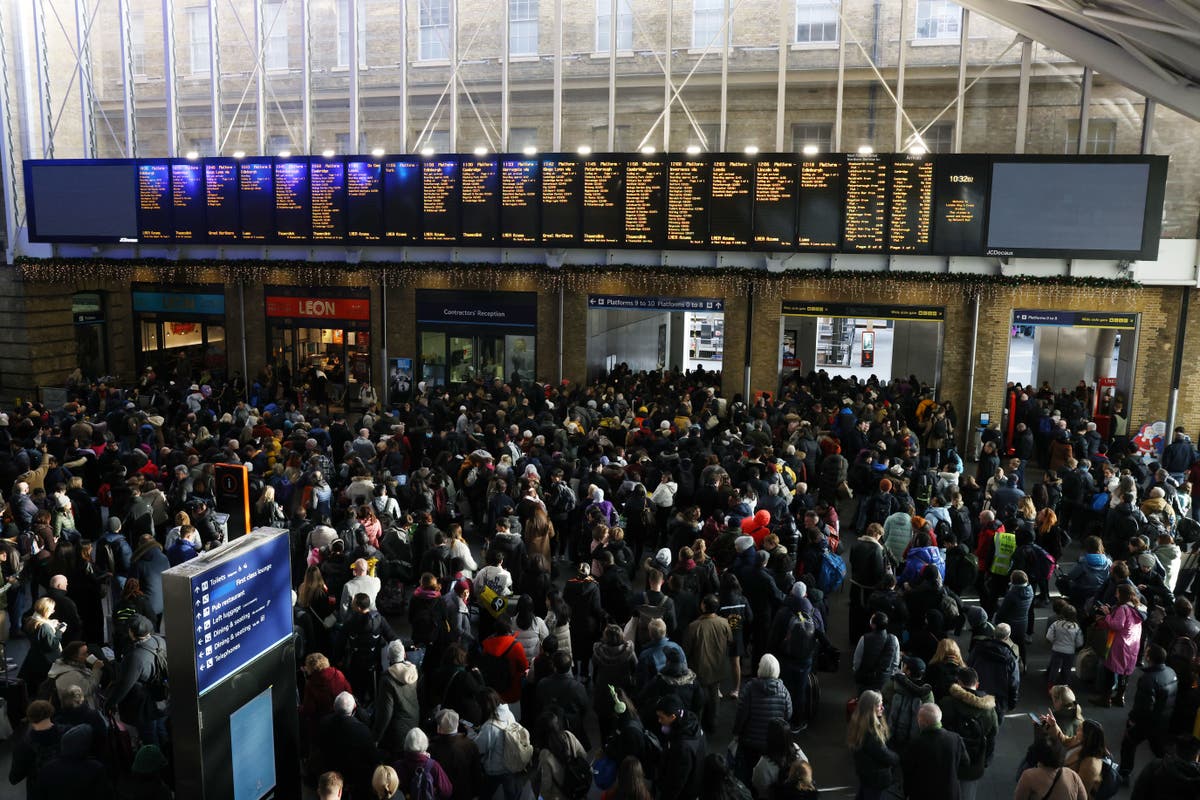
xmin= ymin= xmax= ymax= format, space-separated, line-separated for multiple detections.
xmin=171 ymin=161 xmax=205 ymax=241
xmin=461 ymin=158 xmax=501 ymax=244
xmin=843 ymin=154 xmax=888 ymax=252
xmin=710 ymin=159 xmax=754 ymax=247
xmin=422 ymin=159 xmax=460 ymax=244
xmin=624 ymin=157 xmax=666 ymax=247
xmin=204 ymin=159 xmax=239 ymax=241
xmin=933 ymin=155 xmax=989 ymax=256
xmin=753 ymin=159 xmax=798 ymax=249
xmin=137 ymin=162 xmax=172 ymax=241
xmin=541 ymin=158 xmax=582 ymax=244
xmin=797 ymin=156 xmax=844 ymax=249
xmin=666 ymin=158 xmax=710 ymax=248
xmin=274 ymin=160 xmax=310 ymax=242
xmin=238 ymin=159 xmax=274 ymax=242
xmin=500 ymin=158 xmax=540 ymax=244
xmin=582 ymin=158 xmax=624 ymax=245
xmin=382 ymin=159 xmax=421 ymax=243
xmin=346 ymin=160 xmax=383 ymax=242
xmin=311 ymin=160 xmax=347 ymax=242
xmin=889 ymin=154 xmax=934 ymax=253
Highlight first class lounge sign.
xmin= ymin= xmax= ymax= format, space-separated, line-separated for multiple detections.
xmin=264 ymin=294 xmax=371 ymax=322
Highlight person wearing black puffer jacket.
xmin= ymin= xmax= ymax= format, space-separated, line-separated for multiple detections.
xmin=1131 ymin=734 xmax=1200 ymax=800
xmin=733 ymin=654 xmax=794 ymax=775
xmin=656 ymin=693 xmax=707 ymax=800
xmin=1119 ymin=643 xmax=1178 ymax=782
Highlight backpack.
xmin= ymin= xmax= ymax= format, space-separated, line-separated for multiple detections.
xmin=945 ymin=547 xmax=978 ymax=594
xmin=1090 ymin=492 xmax=1111 ymax=512
xmin=1095 ymin=755 xmax=1121 ymax=800
xmin=500 ymin=720 xmax=535 ymax=772
xmin=954 ymin=713 xmax=989 ymax=776
xmin=886 ymin=690 xmax=924 ymax=749
xmin=549 ymin=483 xmax=577 ymax=517
xmin=409 ymin=764 xmax=437 ymax=800
xmin=818 ymin=550 xmax=846 ymax=594
xmin=143 ymin=638 xmax=170 ymax=703
xmin=478 ymin=639 xmax=516 ymax=692
xmin=1022 ymin=544 xmax=1056 ymax=583
xmin=560 ymin=751 xmax=595 ymax=799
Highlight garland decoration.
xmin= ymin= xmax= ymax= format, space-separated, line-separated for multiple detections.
xmin=13 ymin=257 xmax=1141 ymax=306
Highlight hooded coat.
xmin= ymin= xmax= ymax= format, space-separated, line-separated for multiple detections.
xmin=659 ymin=709 xmax=707 ymax=800
xmin=373 ymin=660 xmax=420 ymax=755
xmin=882 ymin=671 xmax=935 ymax=751
xmin=938 ymin=683 xmax=999 ymax=781
xmin=32 ymin=724 xmax=113 ymax=800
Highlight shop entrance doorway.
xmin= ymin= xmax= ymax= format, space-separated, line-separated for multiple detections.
xmin=585 ymin=295 xmax=725 ymax=382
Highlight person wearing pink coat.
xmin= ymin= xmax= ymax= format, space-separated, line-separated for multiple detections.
xmin=1091 ymin=584 xmax=1146 ymax=707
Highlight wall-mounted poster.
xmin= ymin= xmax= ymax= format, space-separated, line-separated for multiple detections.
xmin=390 ymin=358 xmax=413 ymax=404
xmin=505 ymin=336 xmax=535 ymax=384
xmin=782 ymin=330 xmax=800 ymax=369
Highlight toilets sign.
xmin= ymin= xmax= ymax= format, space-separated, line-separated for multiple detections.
xmin=265 ymin=294 xmax=371 ymax=322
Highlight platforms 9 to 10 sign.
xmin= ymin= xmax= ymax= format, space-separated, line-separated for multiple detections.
xmin=133 ymin=151 xmax=977 ymax=253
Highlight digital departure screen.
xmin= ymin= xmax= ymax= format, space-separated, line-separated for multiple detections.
xmin=709 ymin=158 xmax=754 ymax=247
xmin=171 ymin=161 xmax=205 ymax=242
xmin=274 ymin=159 xmax=310 ymax=242
xmin=933 ymin=154 xmax=989 ymax=256
xmin=797 ymin=156 xmax=844 ymax=249
xmin=501 ymin=158 xmax=540 ymax=244
xmin=238 ymin=159 xmax=274 ymax=242
xmin=204 ymin=159 xmax=240 ymax=241
xmin=541 ymin=157 xmax=582 ymax=245
xmin=666 ymin=158 xmax=709 ymax=248
xmin=310 ymin=159 xmax=346 ymax=243
xmin=422 ymin=159 xmax=460 ymax=244
xmin=624 ymin=156 xmax=666 ymax=247
xmin=843 ymin=154 xmax=888 ymax=252
xmin=346 ymin=160 xmax=383 ymax=242
xmin=460 ymin=157 xmax=501 ymax=244
xmin=138 ymin=161 xmax=172 ymax=241
xmin=753 ymin=158 xmax=798 ymax=249
xmin=889 ymin=154 xmax=934 ymax=254
xmin=382 ymin=159 xmax=421 ymax=243
xmin=582 ymin=157 xmax=624 ymax=245
xmin=23 ymin=153 xmax=1169 ymax=259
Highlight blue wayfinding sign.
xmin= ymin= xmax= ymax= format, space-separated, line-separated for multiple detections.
xmin=588 ymin=294 xmax=724 ymax=312
xmin=187 ymin=532 xmax=292 ymax=695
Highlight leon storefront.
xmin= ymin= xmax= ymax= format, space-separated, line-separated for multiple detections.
xmin=265 ymin=287 xmax=373 ymax=407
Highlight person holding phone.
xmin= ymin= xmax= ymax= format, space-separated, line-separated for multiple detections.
xmin=45 ymin=641 xmax=106 ymax=709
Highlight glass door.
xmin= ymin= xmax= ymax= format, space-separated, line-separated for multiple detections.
xmin=420 ymin=331 xmax=447 ymax=387
xmin=449 ymin=337 xmax=475 ymax=383
xmin=478 ymin=336 xmax=505 ymax=383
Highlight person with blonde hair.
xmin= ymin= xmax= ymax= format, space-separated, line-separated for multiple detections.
xmin=370 ymin=765 xmax=400 ymax=799
xmin=847 ymin=690 xmax=897 ymax=800
xmin=19 ymin=596 xmax=64 ymax=689
xmin=926 ymin=638 xmax=965 ymax=700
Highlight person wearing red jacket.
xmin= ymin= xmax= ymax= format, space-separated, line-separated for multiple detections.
xmin=476 ymin=620 xmax=529 ymax=705
xmin=300 ymin=652 xmax=354 ymax=736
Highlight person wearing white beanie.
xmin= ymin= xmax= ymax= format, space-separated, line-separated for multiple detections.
xmin=735 ymin=535 xmax=755 ymax=554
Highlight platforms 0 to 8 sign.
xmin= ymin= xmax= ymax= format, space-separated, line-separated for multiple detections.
xmin=190 ymin=533 xmax=292 ymax=695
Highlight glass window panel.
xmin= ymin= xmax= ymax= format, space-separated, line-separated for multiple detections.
xmin=693 ymin=0 xmax=724 ymax=49
xmin=263 ymin=1 xmax=289 ymax=71
xmin=794 ymin=0 xmax=838 ymax=44
xmin=595 ymin=0 xmax=633 ymax=52
xmin=509 ymin=0 xmax=539 ymax=56
xmin=187 ymin=6 xmax=210 ymax=76
xmin=337 ymin=0 xmax=368 ymax=67
xmin=791 ymin=122 xmax=833 ymax=152
xmin=915 ymin=0 xmax=961 ymax=41
xmin=420 ymin=0 xmax=451 ymax=61
xmin=130 ymin=12 xmax=147 ymax=76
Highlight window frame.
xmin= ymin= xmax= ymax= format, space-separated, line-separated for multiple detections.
xmin=508 ymin=0 xmax=539 ymax=57
xmin=336 ymin=0 xmax=368 ymax=68
xmin=914 ymin=0 xmax=962 ymax=41
xmin=186 ymin=6 xmax=211 ymax=77
xmin=262 ymin=1 xmax=289 ymax=71
xmin=595 ymin=0 xmax=634 ymax=53
xmin=692 ymin=0 xmax=725 ymax=49
xmin=129 ymin=11 xmax=146 ymax=76
xmin=419 ymin=0 xmax=452 ymax=62
xmin=794 ymin=0 xmax=839 ymax=45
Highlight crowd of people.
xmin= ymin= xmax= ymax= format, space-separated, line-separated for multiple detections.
xmin=0 ymin=364 xmax=1198 ymax=800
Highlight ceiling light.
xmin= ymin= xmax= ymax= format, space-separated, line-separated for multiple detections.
xmin=640 ymin=145 xmax=656 ymax=155
xmin=185 ymin=150 xmax=200 ymax=160
xmin=522 ymin=145 xmax=538 ymax=156
xmin=278 ymin=149 xmax=291 ymax=158
xmin=371 ymin=147 xmax=385 ymax=158
xmin=802 ymin=144 xmax=819 ymax=157
xmin=232 ymin=150 xmax=245 ymax=159
xmin=473 ymin=146 xmax=488 ymax=157
xmin=322 ymin=148 xmax=336 ymax=158
xmin=857 ymin=145 xmax=874 ymax=155
xmin=908 ymin=145 xmax=927 ymax=157
xmin=420 ymin=146 xmax=436 ymax=157
xmin=743 ymin=145 xmax=759 ymax=155
xmin=576 ymin=145 xmax=592 ymax=156
xmin=685 ymin=145 xmax=702 ymax=156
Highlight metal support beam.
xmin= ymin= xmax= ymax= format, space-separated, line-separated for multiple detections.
xmin=254 ymin=0 xmax=265 ymax=154
xmin=74 ymin=0 xmax=95 ymax=157
xmin=32 ymin=0 xmax=53 ymax=157
xmin=894 ymin=0 xmax=909 ymax=151
xmin=1015 ymin=37 xmax=1031 ymax=153
xmin=301 ymin=0 xmax=310 ymax=152
xmin=775 ymin=0 xmax=786 ymax=152
xmin=664 ymin=0 xmax=672 ymax=151
xmin=0 ymin=0 xmax=20 ymax=260
xmin=552 ymin=0 xmax=562 ymax=150
xmin=834 ymin=18 xmax=845 ymax=150
xmin=450 ymin=0 xmax=458 ymax=151
xmin=118 ymin=0 xmax=137 ymax=157
xmin=719 ymin=0 xmax=729 ymax=150
xmin=208 ymin=0 xmax=219 ymax=153
xmin=1141 ymin=98 xmax=1156 ymax=154
xmin=399 ymin=0 xmax=407 ymax=152
xmin=349 ymin=0 xmax=359 ymax=151
xmin=1077 ymin=66 xmax=1093 ymax=153
xmin=954 ymin=9 xmax=969 ymax=153
xmin=163 ymin=0 xmax=178 ymax=157
xmin=607 ymin=0 xmax=617 ymax=150
xmin=502 ymin=0 xmax=509 ymax=150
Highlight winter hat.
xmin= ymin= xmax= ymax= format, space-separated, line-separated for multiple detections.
xmin=131 ymin=745 xmax=168 ymax=775
xmin=741 ymin=509 xmax=772 ymax=543
xmin=903 ymin=656 xmax=926 ymax=677
xmin=653 ymin=548 xmax=672 ymax=571
xmin=129 ymin=614 xmax=154 ymax=638
xmin=385 ymin=640 xmax=407 ymax=665
xmin=1136 ymin=553 xmax=1157 ymax=570
xmin=662 ymin=647 xmax=687 ymax=677
xmin=790 ymin=581 xmax=808 ymax=600
xmin=734 ymin=535 xmax=755 ymax=553
xmin=656 ymin=693 xmax=684 ymax=716
xmin=966 ymin=605 xmax=988 ymax=629
xmin=879 ymin=478 xmax=893 ymax=492
xmin=108 ymin=517 xmax=123 ymax=533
